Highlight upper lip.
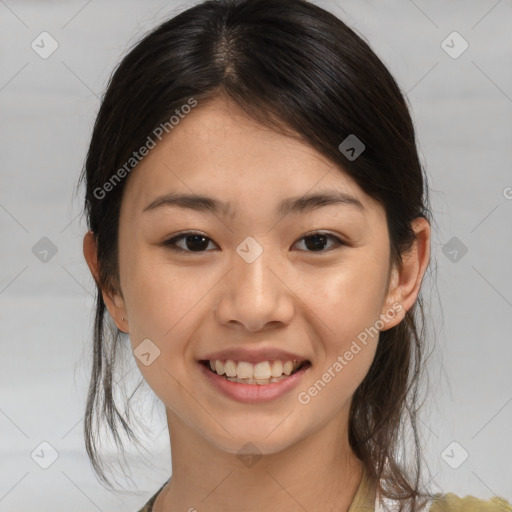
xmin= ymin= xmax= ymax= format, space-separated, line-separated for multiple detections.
xmin=200 ymin=347 xmax=310 ymax=364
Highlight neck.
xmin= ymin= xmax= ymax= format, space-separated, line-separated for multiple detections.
xmin=154 ymin=408 xmax=364 ymax=512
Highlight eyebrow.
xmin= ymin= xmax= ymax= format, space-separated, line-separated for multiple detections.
xmin=142 ymin=190 xmax=365 ymax=217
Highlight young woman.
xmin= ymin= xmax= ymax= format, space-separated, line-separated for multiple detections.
xmin=80 ymin=1 xmax=512 ymax=511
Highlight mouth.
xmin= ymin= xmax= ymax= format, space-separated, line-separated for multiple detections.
xmin=197 ymin=358 xmax=312 ymax=403
xmin=199 ymin=359 xmax=311 ymax=385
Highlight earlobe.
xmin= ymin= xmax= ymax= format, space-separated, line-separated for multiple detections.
xmin=381 ymin=217 xmax=431 ymax=330
xmin=83 ymin=230 xmax=129 ymax=333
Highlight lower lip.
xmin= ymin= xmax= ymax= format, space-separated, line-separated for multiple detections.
xmin=198 ymin=362 xmax=311 ymax=404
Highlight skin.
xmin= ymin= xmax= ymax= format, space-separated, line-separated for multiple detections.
xmin=83 ymin=95 xmax=430 ymax=512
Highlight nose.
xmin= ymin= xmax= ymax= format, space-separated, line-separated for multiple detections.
xmin=214 ymin=242 xmax=295 ymax=332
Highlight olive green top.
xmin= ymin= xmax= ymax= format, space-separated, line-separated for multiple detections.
xmin=137 ymin=468 xmax=512 ymax=512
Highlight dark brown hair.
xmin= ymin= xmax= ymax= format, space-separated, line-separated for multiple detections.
xmin=78 ymin=0 xmax=434 ymax=509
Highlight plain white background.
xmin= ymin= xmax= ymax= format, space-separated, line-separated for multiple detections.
xmin=0 ymin=0 xmax=511 ymax=510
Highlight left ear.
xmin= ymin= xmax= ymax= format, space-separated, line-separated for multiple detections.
xmin=380 ymin=217 xmax=431 ymax=330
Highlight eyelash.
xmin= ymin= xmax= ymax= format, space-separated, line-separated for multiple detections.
xmin=162 ymin=231 xmax=346 ymax=254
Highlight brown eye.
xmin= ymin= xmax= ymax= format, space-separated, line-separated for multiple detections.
xmin=293 ymin=232 xmax=344 ymax=253
xmin=163 ymin=233 xmax=217 ymax=253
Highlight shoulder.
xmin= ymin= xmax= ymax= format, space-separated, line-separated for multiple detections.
xmin=376 ymin=492 xmax=511 ymax=512
xmin=429 ymin=492 xmax=512 ymax=512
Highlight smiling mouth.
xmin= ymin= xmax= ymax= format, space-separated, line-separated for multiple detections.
xmin=199 ymin=359 xmax=311 ymax=385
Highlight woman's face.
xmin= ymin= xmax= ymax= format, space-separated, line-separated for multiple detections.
xmin=110 ymin=96 xmax=409 ymax=455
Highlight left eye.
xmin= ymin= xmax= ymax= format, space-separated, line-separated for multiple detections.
xmin=162 ymin=232 xmax=344 ymax=253
xmin=294 ymin=232 xmax=344 ymax=252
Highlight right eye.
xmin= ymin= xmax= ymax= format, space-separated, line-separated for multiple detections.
xmin=162 ymin=232 xmax=219 ymax=253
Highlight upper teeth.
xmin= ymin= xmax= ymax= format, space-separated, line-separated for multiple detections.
xmin=208 ymin=360 xmax=302 ymax=379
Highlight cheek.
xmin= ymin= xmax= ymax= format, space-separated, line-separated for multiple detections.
xmin=296 ymin=341 xmax=376 ymax=421
xmin=294 ymin=262 xmax=384 ymax=412
xmin=121 ymin=250 xmax=224 ymax=379
xmin=296 ymin=254 xmax=389 ymax=343
xmin=119 ymin=249 xmax=189 ymax=359
xmin=122 ymin=259 xmax=202 ymax=404
xmin=121 ymin=243 xmax=197 ymax=328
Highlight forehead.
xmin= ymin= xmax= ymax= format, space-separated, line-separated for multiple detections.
xmin=121 ymin=96 xmax=381 ymax=220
